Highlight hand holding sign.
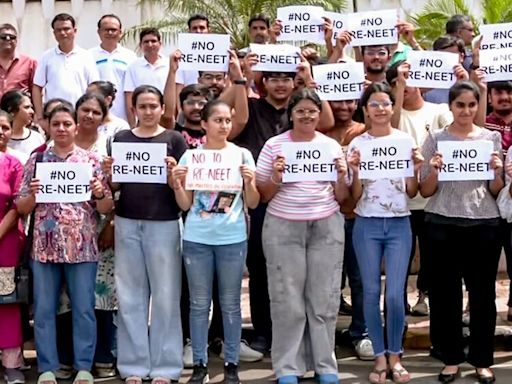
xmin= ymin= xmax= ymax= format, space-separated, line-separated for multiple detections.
xmin=334 ymin=157 xmax=348 ymax=181
xmin=429 ymin=151 xmax=444 ymax=172
xmin=171 ymin=165 xmax=188 ymax=189
xmin=347 ymin=149 xmax=361 ymax=174
xmin=240 ymin=165 xmax=255 ymax=184
xmin=272 ymin=155 xmax=285 ymax=184
xmin=490 ymin=151 xmax=503 ymax=174
xmin=90 ymin=177 xmax=105 ymax=199
xmin=102 ymin=156 xmax=113 ymax=179
xmin=28 ymin=178 xmax=41 ymax=196
xmin=453 ymin=64 xmax=469 ymax=81
xmin=411 ymin=148 xmax=424 ymax=172
xmin=170 ymin=50 xmax=181 ymax=73
xmin=165 ymin=156 xmax=177 ymax=178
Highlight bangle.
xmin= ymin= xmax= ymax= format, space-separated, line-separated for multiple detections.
xmin=234 ymin=78 xmax=247 ymax=85
xmin=92 ymin=192 xmax=106 ymax=200
xmin=270 ymin=174 xmax=282 ymax=186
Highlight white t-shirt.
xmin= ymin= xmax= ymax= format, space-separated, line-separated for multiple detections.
xmin=399 ymin=101 xmax=452 ymax=210
xmin=124 ymin=56 xmax=169 ymax=93
xmin=349 ymin=129 xmax=414 ymax=218
xmin=34 ymin=46 xmax=99 ymax=105
xmin=7 ymin=128 xmax=45 ymax=157
xmin=89 ymin=45 xmax=137 ymax=120
xmin=98 ymin=115 xmax=130 ymax=137
xmin=176 ymin=68 xmax=199 ymax=86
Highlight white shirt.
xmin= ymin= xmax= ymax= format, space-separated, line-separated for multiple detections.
xmin=176 ymin=68 xmax=199 ymax=86
xmin=89 ymin=45 xmax=137 ymax=120
xmin=124 ymin=55 xmax=169 ymax=93
xmin=34 ymin=45 xmax=99 ymax=105
xmin=98 ymin=115 xmax=130 ymax=137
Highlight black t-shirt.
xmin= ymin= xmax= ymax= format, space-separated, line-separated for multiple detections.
xmin=114 ymin=129 xmax=188 ymax=221
xmin=175 ymin=123 xmax=206 ymax=149
xmin=233 ymin=98 xmax=287 ymax=161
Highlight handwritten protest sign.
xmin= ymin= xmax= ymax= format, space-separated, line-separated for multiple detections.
xmin=313 ymin=62 xmax=365 ymax=101
xmin=277 ymin=6 xmax=325 ymax=44
xmin=111 ymin=142 xmax=167 ymax=184
xmin=407 ymin=51 xmax=459 ymax=89
xmin=178 ymin=33 xmax=230 ymax=72
xmin=480 ymin=48 xmax=512 ymax=82
xmin=281 ymin=142 xmax=338 ymax=182
xmin=185 ymin=149 xmax=243 ymax=191
xmin=357 ymin=137 xmax=414 ymax=179
xmin=344 ymin=9 xmax=398 ymax=47
xmin=480 ymin=23 xmax=512 ymax=50
xmin=35 ymin=163 xmax=93 ymax=203
xmin=324 ymin=11 xmax=349 ymax=44
xmin=250 ymin=43 xmax=301 ymax=72
xmin=438 ymin=140 xmax=494 ymax=181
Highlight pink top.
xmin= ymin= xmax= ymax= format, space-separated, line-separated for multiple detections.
xmin=256 ymin=131 xmax=343 ymax=221
xmin=0 ymin=53 xmax=37 ymax=100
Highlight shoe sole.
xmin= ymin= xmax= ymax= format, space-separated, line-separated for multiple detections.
xmin=4 ymin=377 xmax=25 ymax=384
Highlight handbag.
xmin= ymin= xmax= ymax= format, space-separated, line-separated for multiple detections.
xmin=0 ymin=152 xmax=44 ymax=305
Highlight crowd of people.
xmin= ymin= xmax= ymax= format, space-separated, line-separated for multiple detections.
xmin=1 ymin=6 xmax=512 ymax=384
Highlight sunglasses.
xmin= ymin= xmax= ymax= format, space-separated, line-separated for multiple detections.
xmin=0 ymin=33 xmax=17 ymax=40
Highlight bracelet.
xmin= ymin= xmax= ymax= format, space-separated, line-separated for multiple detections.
xmin=92 ymin=192 xmax=106 ymax=200
xmin=270 ymin=174 xmax=282 ymax=186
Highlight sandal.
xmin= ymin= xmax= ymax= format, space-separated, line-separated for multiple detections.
xmin=37 ymin=372 xmax=57 ymax=384
xmin=73 ymin=371 xmax=94 ymax=384
xmin=390 ymin=366 xmax=411 ymax=384
xmin=126 ymin=376 xmax=143 ymax=384
xmin=368 ymin=368 xmax=387 ymax=384
xmin=151 ymin=378 xmax=171 ymax=384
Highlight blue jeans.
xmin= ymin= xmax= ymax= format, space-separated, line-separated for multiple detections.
xmin=32 ymin=261 xmax=97 ymax=373
xmin=183 ymin=240 xmax=247 ymax=364
xmin=353 ymin=216 xmax=411 ymax=356
xmin=115 ymin=216 xmax=183 ymax=379
xmin=344 ymin=219 xmax=367 ymax=341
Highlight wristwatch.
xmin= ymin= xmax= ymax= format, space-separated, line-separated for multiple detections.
xmin=234 ymin=78 xmax=248 ymax=85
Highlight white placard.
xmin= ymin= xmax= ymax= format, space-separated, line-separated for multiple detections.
xmin=185 ymin=149 xmax=243 ymax=191
xmin=438 ymin=140 xmax=494 ymax=181
xmin=480 ymin=23 xmax=512 ymax=50
xmin=177 ymin=33 xmax=230 ymax=72
xmin=281 ymin=142 xmax=338 ymax=182
xmin=111 ymin=142 xmax=167 ymax=184
xmin=357 ymin=137 xmax=414 ymax=179
xmin=277 ymin=6 xmax=325 ymax=44
xmin=250 ymin=43 xmax=301 ymax=72
xmin=344 ymin=9 xmax=398 ymax=47
xmin=35 ymin=163 xmax=93 ymax=203
xmin=324 ymin=11 xmax=349 ymax=44
xmin=480 ymin=48 xmax=512 ymax=82
xmin=407 ymin=51 xmax=459 ymax=89
xmin=313 ymin=62 xmax=365 ymax=101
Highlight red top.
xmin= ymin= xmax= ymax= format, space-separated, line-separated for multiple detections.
xmin=485 ymin=113 xmax=512 ymax=153
xmin=0 ymin=53 xmax=38 ymax=100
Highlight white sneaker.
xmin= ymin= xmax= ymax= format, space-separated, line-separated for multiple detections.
xmin=354 ymin=338 xmax=374 ymax=361
xmin=183 ymin=339 xmax=194 ymax=368
xmin=220 ymin=339 xmax=264 ymax=362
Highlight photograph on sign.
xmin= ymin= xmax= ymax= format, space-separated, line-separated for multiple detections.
xmin=313 ymin=62 xmax=365 ymax=101
xmin=344 ymin=9 xmax=398 ymax=47
xmin=185 ymin=149 xmax=243 ymax=191
xmin=277 ymin=5 xmax=326 ymax=44
xmin=111 ymin=142 xmax=168 ymax=184
xmin=407 ymin=50 xmax=459 ymax=89
xmin=480 ymin=23 xmax=512 ymax=50
xmin=177 ymin=33 xmax=230 ymax=72
xmin=281 ymin=142 xmax=339 ymax=183
xmin=480 ymin=47 xmax=512 ymax=82
xmin=250 ymin=43 xmax=301 ymax=72
xmin=437 ymin=140 xmax=494 ymax=181
xmin=357 ymin=137 xmax=414 ymax=179
xmin=35 ymin=162 xmax=93 ymax=203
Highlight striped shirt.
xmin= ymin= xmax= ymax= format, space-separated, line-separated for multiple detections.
xmin=256 ymin=131 xmax=342 ymax=221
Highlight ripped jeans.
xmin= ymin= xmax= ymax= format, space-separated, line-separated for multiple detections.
xmin=183 ymin=240 xmax=247 ymax=364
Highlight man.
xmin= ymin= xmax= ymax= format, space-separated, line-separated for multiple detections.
xmin=198 ymin=71 xmax=227 ymax=98
xmin=0 ymin=23 xmax=37 ymax=101
xmin=248 ymin=14 xmax=271 ymax=44
xmin=124 ymin=28 xmax=168 ymax=127
xmin=446 ymin=14 xmax=475 ymax=70
xmin=89 ymin=14 xmax=136 ymax=120
xmin=32 ymin=13 xmax=99 ymax=126
xmin=361 ymin=45 xmax=391 ymax=83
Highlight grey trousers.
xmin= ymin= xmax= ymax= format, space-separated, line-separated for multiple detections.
xmin=262 ymin=212 xmax=344 ymax=378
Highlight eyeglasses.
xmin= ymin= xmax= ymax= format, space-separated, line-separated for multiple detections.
xmin=201 ymin=74 xmax=225 ymax=82
xmin=293 ymin=108 xmax=320 ymax=117
xmin=267 ymin=77 xmax=294 ymax=84
xmin=364 ymin=50 xmax=388 ymax=57
xmin=183 ymin=100 xmax=208 ymax=108
xmin=461 ymin=27 xmax=474 ymax=32
xmin=367 ymin=101 xmax=392 ymax=108
xmin=0 ymin=34 xmax=17 ymax=41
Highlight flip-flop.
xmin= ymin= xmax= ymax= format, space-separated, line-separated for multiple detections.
xmin=368 ymin=368 xmax=387 ymax=384
xmin=125 ymin=376 xmax=143 ymax=384
xmin=151 ymin=377 xmax=171 ymax=384
xmin=390 ymin=367 xmax=411 ymax=384
xmin=73 ymin=370 xmax=94 ymax=384
xmin=37 ymin=372 xmax=57 ymax=384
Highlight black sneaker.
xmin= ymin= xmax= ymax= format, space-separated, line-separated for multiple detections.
xmin=188 ymin=364 xmax=209 ymax=384
xmin=223 ymin=363 xmax=240 ymax=384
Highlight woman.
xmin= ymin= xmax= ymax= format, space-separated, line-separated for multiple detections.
xmin=420 ymin=81 xmax=502 ymax=384
xmin=102 ymin=85 xmax=188 ymax=384
xmin=16 ymin=103 xmax=113 ymax=384
xmin=171 ymin=100 xmax=259 ymax=384
xmin=0 ymin=110 xmax=26 ymax=384
xmin=56 ymin=93 xmax=118 ymax=379
xmin=347 ymin=83 xmax=423 ymax=384
xmin=86 ymin=81 xmax=130 ymax=137
xmin=256 ymin=89 xmax=349 ymax=384
xmin=0 ymin=90 xmax=45 ymax=162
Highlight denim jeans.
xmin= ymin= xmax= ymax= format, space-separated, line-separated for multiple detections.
xmin=344 ymin=219 xmax=367 ymax=341
xmin=353 ymin=216 xmax=411 ymax=356
xmin=183 ymin=240 xmax=247 ymax=364
xmin=32 ymin=261 xmax=97 ymax=373
xmin=115 ymin=216 xmax=183 ymax=379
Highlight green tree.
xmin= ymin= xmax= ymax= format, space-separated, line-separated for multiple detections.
xmin=127 ymin=0 xmax=347 ymax=49
xmin=407 ymin=0 xmax=512 ymax=48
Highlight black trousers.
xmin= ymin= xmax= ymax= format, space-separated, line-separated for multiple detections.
xmin=426 ymin=221 xmax=501 ymax=367
xmin=499 ymin=220 xmax=512 ymax=307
